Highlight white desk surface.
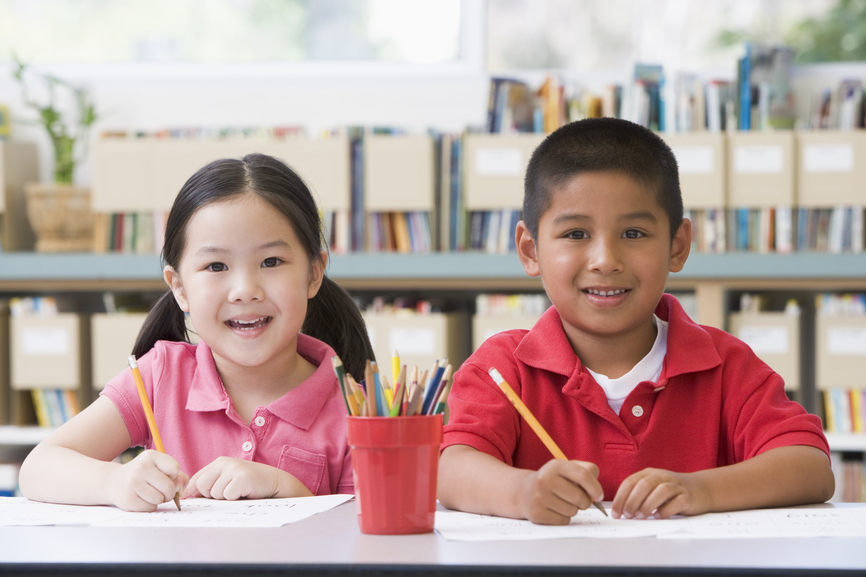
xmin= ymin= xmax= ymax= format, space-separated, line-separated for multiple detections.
xmin=0 ymin=500 xmax=864 ymax=576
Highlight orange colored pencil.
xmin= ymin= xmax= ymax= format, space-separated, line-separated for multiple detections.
xmin=488 ymin=367 xmax=607 ymax=517
xmin=128 ymin=355 xmax=181 ymax=511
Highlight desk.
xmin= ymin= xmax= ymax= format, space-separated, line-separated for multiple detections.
xmin=0 ymin=501 xmax=863 ymax=577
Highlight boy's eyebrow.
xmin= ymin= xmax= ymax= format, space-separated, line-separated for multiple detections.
xmin=551 ymin=211 xmax=659 ymax=225
xmin=192 ymin=240 xmax=291 ymax=256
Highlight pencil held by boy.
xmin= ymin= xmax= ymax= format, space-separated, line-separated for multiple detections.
xmin=437 ymin=117 xmax=835 ymax=525
xmin=18 ymin=153 xmax=374 ymax=511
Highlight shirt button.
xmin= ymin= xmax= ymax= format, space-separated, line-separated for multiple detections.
xmin=254 ymin=416 xmax=266 ymax=427
xmin=242 ymin=441 xmax=253 ymax=452
xmin=632 ymin=405 xmax=644 ymax=417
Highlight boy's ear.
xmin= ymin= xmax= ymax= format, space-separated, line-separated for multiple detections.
xmin=669 ymin=218 xmax=692 ymax=273
xmin=307 ymin=250 xmax=327 ymax=299
xmin=163 ymin=265 xmax=190 ymax=313
xmin=515 ymin=220 xmax=541 ymax=277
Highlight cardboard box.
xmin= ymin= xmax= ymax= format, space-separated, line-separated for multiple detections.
xmin=727 ymin=131 xmax=796 ymax=208
xmin=728 ymin=311 xmax=800 ymax=391
xmin=91 ymin=313 xmax=148 ymax=391
xmin=472 ymin=315 xmax=540 ymax=351
xmin=364 ymin=311 xmax=470 ymax=377
xmin=364 ymin=134 xmax=435 ymax=212
xmin=815 ymin=314 xmax=866 ymax=390
xmin=661 ymin=132 xmax=726 ymax=209
xmin=797 ymin=130 xmax=866 ymax=207
xmin=464 ymin=133 xmax=545 ymax=210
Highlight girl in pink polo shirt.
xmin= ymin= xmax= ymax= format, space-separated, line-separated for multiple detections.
xmin=20 ymin=153 xmax=374 ymax=511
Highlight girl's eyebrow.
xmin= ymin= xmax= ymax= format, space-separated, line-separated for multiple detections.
xmin=192 ymin=240 xmax=291 ymax=257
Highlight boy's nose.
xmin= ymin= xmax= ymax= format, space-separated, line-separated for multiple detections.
xmin=588 ymin=239 xmax=624 ymax=274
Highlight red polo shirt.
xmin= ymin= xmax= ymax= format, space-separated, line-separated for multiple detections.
xmin=443 ymin=294 xmax=829 ymax=498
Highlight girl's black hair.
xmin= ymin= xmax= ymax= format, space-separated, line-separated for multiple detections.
xmin=132 ymin=153 xmax=375 ymax=379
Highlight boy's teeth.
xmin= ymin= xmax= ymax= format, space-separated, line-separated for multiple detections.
xmin=587 ymin=289 xmax=625 ymax=296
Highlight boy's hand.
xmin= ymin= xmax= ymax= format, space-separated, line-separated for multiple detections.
xmin=105 ymin=449 xmax=188 ymax=512
xmin=612 ymin=468 xmax=710 ymax=520
xmin=516 ymin=459 xmax=603 ymax=525
xmin=183 ymin=457 xmax=313 ymax=500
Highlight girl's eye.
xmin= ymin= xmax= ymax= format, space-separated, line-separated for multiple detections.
xmin=262 ymin=257 xmax=281 ymax=268
xmin=623 ymin=229 xmax=645 ymax=239
xmin=206 ymin=262 xmax=227 ymax=272
xmin=566 ymin=230 xmax=588 ymax=240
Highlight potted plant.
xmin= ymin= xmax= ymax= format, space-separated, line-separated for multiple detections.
xmin=11 ymin=54 xmax=98 ymax=251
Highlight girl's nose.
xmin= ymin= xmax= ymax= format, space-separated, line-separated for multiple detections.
xmin=228 ymin=272 xmax=264 ymax=302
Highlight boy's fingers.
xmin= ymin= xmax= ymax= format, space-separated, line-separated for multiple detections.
xmin=557 ymin=461 xmax=604 ymax=503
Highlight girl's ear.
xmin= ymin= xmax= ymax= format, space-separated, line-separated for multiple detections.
xmin=307 ymin=250 xmax=327 ymax=299
xmin=669 ymin=218 xmax=692 ymax=273
xmin=163 ymin=265 xmax=190 ymax=313
xmin=515 ymin=220 xmax=541 ymax=277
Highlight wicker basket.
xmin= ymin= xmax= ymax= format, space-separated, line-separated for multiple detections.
xmin=25 ymin=183 xmax=94 ymax=252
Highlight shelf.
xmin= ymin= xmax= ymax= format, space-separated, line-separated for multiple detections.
xmin=0 ymin=252 xmax=864 ymax=289
xmin=826 ymin=432 xmax=866 ymax=453
xmin=0 ymin=426 xmax=53 ymax=447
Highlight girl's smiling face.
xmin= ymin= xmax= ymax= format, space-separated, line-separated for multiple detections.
xmin=516 ymin=171 xmax=690 ymax=358
xmin=164 ymin=193 xmax=323 ymax=377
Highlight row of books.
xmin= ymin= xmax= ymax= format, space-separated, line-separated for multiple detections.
xmin=805 ymin=79 xmax=866 ymax=131
xmin=830 ymin=453 xmax=866 ymax=503
xmin=824 ymin=388 xmax=866 ymax=434
xmin=93 ymin=212 xmax=166 ymax=254
xmin=817 ymin=293 xmax=866 ymax=316
xmin=101 ymin=126 xmax=307 ymax=141
xmin=685 ymin=207 xmax=864 ymax=254
xmin=486 ymin=44 xmax=795 ymax=135
xmin=31 ymin=389 xmax=79 ymax=428
xmin=467 ymin=210 xmax=520 ymax=254
xmin=475 ymin=293 xmax=550 ymax=318
xmin=364 ymin=212 xmax=432 ymax=254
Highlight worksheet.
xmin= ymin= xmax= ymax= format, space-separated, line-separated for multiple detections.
xmin=434 ymin=507 xmax=688 ymax=541
xmin=0 ymin=494 xmax=353 ymax=528
xmin=657 ymin=505 xmax=866 ymax=539
xmin=434 ymin=504 xmax=866 ymax=541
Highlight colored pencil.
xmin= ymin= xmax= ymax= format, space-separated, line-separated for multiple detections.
xmin=392 ymin=349 xmax=400 ymax=390
xmin=431 ymin=364 xmax=453 ymax=416
xmin=364 ymin=360 xmax=377 ymax=416
xmin=422 ymin=359 xmax=447 ymax=416
xmin=331 ymin=356 xmax=353 ymax=415
xmin=488 ymin=367 xmax=607 ymax=517
xmin=128 ymin=355 xmax=181 ymax=511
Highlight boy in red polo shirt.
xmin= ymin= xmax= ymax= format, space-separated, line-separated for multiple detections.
xmin=438 ymin=118 xmax=835 ymax=525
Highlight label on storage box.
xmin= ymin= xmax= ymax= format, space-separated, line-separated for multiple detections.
xmin=475 ymin=148 xmax=523 ymax=176
xmin=389 ymin=328 xmax=436 ymax=356
xmin=827 ymin=327 xmax=866 ymax=355
xmin=670 ymin=146 xmax=714 ymax=174
xmin=21 ymin=327 xmax=71 ymax=356
xmin=737 ymin=326 xmax=789 ymax=355
xmin=733 ymin=145 xmax=784 ymax=174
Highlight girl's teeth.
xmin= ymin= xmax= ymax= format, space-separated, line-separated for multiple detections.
xmin=228 ymin=317 xmax=269 ymax=330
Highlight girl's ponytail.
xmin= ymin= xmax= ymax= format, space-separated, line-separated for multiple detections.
xmin=131 ymin=290 xmax=188 ymax=359
xmin=303 ymin=275 xmax=374 ymax=380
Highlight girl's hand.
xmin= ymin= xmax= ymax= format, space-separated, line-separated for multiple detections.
xmin=105 ymin=450 xmax=188 ymax=512
xmin=612 ymin=468 xmax=710 ymax=520
xmin=516 ymin=459 xmax=603 ymax=525
xmin=183 ymin=457 xmax=314 ymax=500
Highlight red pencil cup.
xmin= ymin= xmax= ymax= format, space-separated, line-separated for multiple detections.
xmin=347 ymin=414 xmax=443 ymax=535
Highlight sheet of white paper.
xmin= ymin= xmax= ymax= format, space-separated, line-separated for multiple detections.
xmin=658 ymin=506 xmax=866 ymax=539
xmin=434 ymin=508 xmax=688 ymax=541
xmin=0 ymin=494 xmax=353 ymax=528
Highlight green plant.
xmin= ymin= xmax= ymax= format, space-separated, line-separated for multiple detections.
xmin=11 ymin=54 xmax=97 ymax=185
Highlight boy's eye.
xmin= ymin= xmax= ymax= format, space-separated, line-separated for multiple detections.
xmin=566 ymin=230 xmax=588 ymax=240
xmin=262 ymin=257 xmax=281 ymax=268
xmin=623 ymin=229 xmax=645 ymax=239
xmin=206 ymin=262 xmax=227 ymax=272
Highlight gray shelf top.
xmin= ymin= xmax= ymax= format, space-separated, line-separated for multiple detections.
xmin=0 ymin=251 xmax=864 ymax=281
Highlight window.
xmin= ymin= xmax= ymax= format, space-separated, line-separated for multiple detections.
xmin=0 ymin=0 xmax=464 ymax=65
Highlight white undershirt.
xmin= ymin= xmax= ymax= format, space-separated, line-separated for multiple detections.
xmin=586 ymin=315 xmax=669 ymax=416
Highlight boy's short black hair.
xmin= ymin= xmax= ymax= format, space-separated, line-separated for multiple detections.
xmin=523 ymin=117 xmax=683 ymax=240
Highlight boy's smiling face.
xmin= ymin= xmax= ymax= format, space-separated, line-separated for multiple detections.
xmin=516 ymin=171 xmax=691 ymax=361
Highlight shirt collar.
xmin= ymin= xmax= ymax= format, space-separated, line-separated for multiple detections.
xmin=515 ymin=294 xmax=721 ymax=379
xmin=186 ymin=334 xmax=339 ymax=430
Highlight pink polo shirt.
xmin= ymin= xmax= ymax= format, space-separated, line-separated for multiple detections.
xmin=101 ymin=334 xmax=352 ymax=495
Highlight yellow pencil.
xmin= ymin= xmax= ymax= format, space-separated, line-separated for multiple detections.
xmin=488 ymin=367 xmax=607 ymax=517
xmin=392 ymin=349 xmax=400 ymax=388
xmin=128 ymin=355 xmax=181 ymax=511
